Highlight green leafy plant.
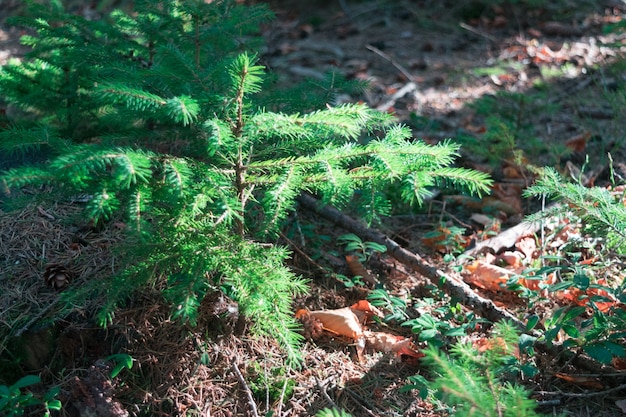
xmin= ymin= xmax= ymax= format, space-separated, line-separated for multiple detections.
xmin=404 ymin=311 xmax=469 ymax=349
xmin=0 ymin=375 xmax=61 ymax=417
xmin=368 ymin=288 xmax=409 ymax=322
xmin=420 ymin=321 xmax=550 ymax=417
xmin=403 ymin=298 xmax=485 ymax=348
xmin=246 ymin=361 xmax=295 ymax=406
xmin=337 ymin=233 xmax=387 ymax=262
xmin=106 ymin=353 xmax=134 ymax=378
xmin=525 ymin=167 xmax=626 ymax=252
xmin=522 ymin=166 xmax=626 ymax=364
xmin=0 ymin=0 xmax=492 ymax=364
xmin=316 ymin=407 xmax=352 ymax=417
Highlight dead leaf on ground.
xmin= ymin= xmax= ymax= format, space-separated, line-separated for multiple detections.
xmin=345 ymin=255 xmax=378 ymax=286
xmin=565 ymin=131 xmax=591 ymax=153
xmin=473 ymin=336 xmax=520 ymax=358
xmin=497 ymin=251 xmax=524 ymax=271
xmin=296 ymin=307 xmax=363 ymax=339
xmin=556 ymin=279 xmax=617 ymax=313
xmin=350 ymin=300 xmax=384 ymax=323
xmin=363 ymin=330 xmax=424 ymax=359
xmin=515 ymin=234 xmax=538 ymax=260
xmin=464 ymin=260 xmax=516 ymax=291
xmin=421 ymin=224 xmax=471 ymax=253
xmin=554 ymin=372 xmax=604 ymax=390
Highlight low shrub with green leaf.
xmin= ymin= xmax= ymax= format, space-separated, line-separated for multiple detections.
xmin=522 ymin=166 xmax=626 ymax=364
xmin=0 ymin=375 xmax=61 ymax=417
xmin=0 ymin=0 xmax=492 ymax=364
xmin=414 ymin=321 xmax=548 ymax=417
xmin=525 ymin=167 xmax=626 ymax=252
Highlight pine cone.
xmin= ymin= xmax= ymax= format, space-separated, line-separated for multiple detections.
xmin=44 ymin=264 xmax=72 ymax=290
xmin=295 ymin=309 xmax=324 ymax=340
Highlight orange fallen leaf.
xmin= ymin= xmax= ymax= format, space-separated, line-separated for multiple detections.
xmin=422 ymin=224 xmax=471 ymax=253
xmin=345 ymin=255 xmax=377 ymax=286
xmin=612 ymin=357 xmax=626 ymax=370
xmin=578 ymin=256 xmax=599 ymax=266
xmin=296 ymin=307 xmax=363 ymax=339
xmin=464 ymin=260 xmax=515 ymax=291
xmin=557 ymin=281 xmax=616 ymax=313
xmin=519 ymin=272 xmax=556 ymax=293
xmin=502 ymin=165 xmax=524 ymax=179
xmin=350 ymin=300 xmax=384 ymax=323
xmin=497 ymin=251 xmax=524 ymax=271
xmin=554 ymin=373 xmax=604 ymax=390
xmin=473 ymin=336 xmax=520 ymax=358
xmin=565 ymin=131 xmax=591 ymax=153
xmin=363 ymin=330 xmax=424 ymax=359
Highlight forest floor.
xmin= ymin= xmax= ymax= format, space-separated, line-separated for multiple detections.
xmin=1 ymin=1 xmax=626 ymax=416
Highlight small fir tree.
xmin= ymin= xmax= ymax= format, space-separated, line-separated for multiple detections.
xmin=422 ymin=321 xmax=551 ymax=417
xmin=0 ymin=0 xmax=492 ymax=364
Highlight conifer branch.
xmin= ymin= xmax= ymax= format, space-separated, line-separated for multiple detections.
xmin=0 ymin=0 xmax=493 ymax=366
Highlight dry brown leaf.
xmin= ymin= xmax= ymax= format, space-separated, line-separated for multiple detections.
xmin=497 ymin=251 xmax=523 ymax=271
xmin=473 ymin=336 xmax=520 ymax=358
xmin=464 ymin=260 xmax=515 ymax=291
xmin=565 ymin=131 xmax=591 ymax=153
xmin=363 ymin=330 xmax=424 ymax=359
xmin=422 ymin=224 xmax=471 ymax=253
xmin=515 ymin=234 xmax=537 ymax=260
xmin=345 ymin=255 xmax=377 ymax=286
xmin=554 ymin=373 xmax=604 ymax=390
xmin=519 ymin=272 xmax=556 ymax=293
xmin=295 ymin=309 xmax=325 ymax=339
xmin=297 ymin=307 xmax=363 ymax=339
xmin=350 ymin=300 xmax=384 ymax=323
xmin=502 ymin=165 xmax=524 ymax=179
xmin=491 ymin=183 xmax=523 ymax=214
xmin=612 ymin=357 xmax=626 ymax=370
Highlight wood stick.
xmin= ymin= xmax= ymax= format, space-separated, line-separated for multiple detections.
xmin=232 ymin=362 xmax=260 ymax=417
xmin=298 ymin=193 xmax=621 ymax=375
xmin=297 ymin=193 xmax=527 ymax=330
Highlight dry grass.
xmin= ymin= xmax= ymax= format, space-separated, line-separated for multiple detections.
xmin=0 ymin=201 xmax=123 ymax=355
xmin=0 ymin=200 xmax=430 ymax=416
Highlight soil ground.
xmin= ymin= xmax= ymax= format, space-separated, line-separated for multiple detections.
xmin=1 ymin=1 xmax=626 ymax=416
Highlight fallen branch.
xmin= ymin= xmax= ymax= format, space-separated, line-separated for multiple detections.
xmin=232 ymin=362 xmax=260 ymax=417
xmin=463 ymin=218 xmax=542 ymax=258
xmin=297 ymin=193 xmax=527 ymax=330
xmin=298 ymin=193 xmax=619 ymax=375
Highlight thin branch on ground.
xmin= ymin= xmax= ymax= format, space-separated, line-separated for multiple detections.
xmin=297 ymin=192 xmax=529 ymax=331
xmin=366 ymin=44 xmax=415 ymax=82
xmin=537 ymin=383 xmax=626 ymax=398
xmin=232 ymin=362 xmax=260 ymax=417
xmin=316 ymin=377 xmax=339 ymax=410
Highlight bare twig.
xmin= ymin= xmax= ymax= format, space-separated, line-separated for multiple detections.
xmin=316 ymin=377 xmax=339 ymax=410
xmin=343 ymin=387 xmax=378 ymax=417
xmin=459 ymin=22 xmax=498 ymax=43
xmin=279 ymin=231 xmax=327 ymax=275
xmin=376 ymin=82 xmax=417 ymax=112
xmin=14 ymin=298 xmax=58 ymax=337
xmin=366 ymin=44 xmax=415 ymax=82
xmin=232 ymin=362 xmax=260 ymax=417
xmin=297 ymin=192 xmax=529 ymax=330
xmin=536 ymin=383 xmax=626 ymax=398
